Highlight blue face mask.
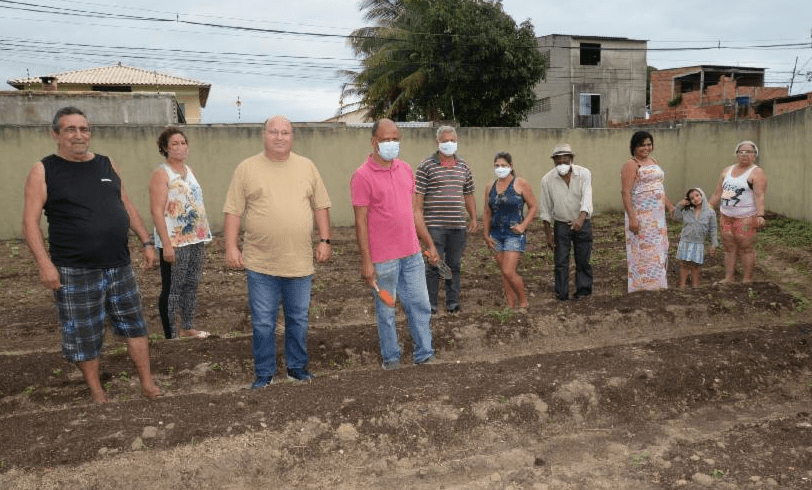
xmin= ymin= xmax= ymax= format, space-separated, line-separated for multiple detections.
xmin=377 ymin=141 xmax=400 ymax=161
xmin=438 ymin=141 xmax=457 ymax=156
xmin=494 ymin=166 xmax=511 ymax=179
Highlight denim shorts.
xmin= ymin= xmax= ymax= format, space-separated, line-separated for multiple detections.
xmin=490 ymin=233 xmax=526 ymax=253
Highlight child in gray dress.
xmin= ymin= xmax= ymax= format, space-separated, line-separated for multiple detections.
xmin=673 ymin=187 xmax=718 ymax=288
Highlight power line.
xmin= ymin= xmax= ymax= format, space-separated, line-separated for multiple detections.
xmin=2 ymin=1 xmax=812 ymax=53
xmin=2 ymin=1 xmax=811 ymax=95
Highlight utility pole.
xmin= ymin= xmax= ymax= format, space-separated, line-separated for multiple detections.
xmin=789 ymin=56 xmax=798 ymax=94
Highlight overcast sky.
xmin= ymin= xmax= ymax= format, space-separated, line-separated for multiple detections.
xmin=1 ymin=0 xmax=810 ymax=123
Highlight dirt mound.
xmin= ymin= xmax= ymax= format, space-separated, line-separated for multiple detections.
xmin=1 ymin=213 xmax=810 ymax=489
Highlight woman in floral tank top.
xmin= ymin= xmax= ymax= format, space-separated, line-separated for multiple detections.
xmin=149 ymin=128 xmax=212 ymax=339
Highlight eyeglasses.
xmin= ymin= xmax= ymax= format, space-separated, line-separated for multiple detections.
xmin=266 ymin=130 xmax=292 ymax=137
xmin=61 ymin=126 xmax=90 ymax=135
xmin=736 ymin=150 xmax=756 ymax=155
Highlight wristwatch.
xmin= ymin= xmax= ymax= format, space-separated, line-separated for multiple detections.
xmin=319 ymin=238 xmax=331 ymax=244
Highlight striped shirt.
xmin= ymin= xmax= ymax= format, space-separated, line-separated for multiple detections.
xmin=415 ymin=152 xmax=475 ymax=229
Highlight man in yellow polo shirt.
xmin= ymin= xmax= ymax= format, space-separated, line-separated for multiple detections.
xmin=224 ymin=115 xmax=332 ymax=389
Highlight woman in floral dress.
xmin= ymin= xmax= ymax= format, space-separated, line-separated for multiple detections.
xmin=620 ymin=131 xmax=675 ymax=292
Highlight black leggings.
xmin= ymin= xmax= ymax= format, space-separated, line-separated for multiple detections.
xmin=158 ymin=243 xmax=205 ymax=339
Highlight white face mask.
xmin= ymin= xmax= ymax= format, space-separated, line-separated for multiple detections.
xmin=377 ymin=141 xmax=400 ymax=161
xmin=438 ymin=141 xmax=457 ymax=156
xmin=494 ymin=166 xmax=511 ymax=179
xmin=556 ymin=163 xmax=571 ymax=176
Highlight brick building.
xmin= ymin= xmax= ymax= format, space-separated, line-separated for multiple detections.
xmin=625 ymin=65 xmax=812 ymax=126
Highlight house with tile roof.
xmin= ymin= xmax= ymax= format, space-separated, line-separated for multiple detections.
xmin=7 ymin=63 xmax=211 ymax=123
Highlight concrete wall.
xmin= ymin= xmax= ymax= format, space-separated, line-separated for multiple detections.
xmin=0 ymin=91 xmax=179 ymax=125
xmin=524 ymin=36 xmax=571 ymax=128
xmin=2 ymin=107 xmax=810 ymax=240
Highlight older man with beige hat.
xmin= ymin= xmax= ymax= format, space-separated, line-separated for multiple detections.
xmin=538 ymin=143 xmax=594 ymax=301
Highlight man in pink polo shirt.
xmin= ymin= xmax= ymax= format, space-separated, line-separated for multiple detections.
xmin=351 ymin=118 xmax=440 ymax=370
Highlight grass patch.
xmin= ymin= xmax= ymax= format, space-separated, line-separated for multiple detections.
xmin=109 ymin=344 xmax=128 ymax=356
xmin=485 ymin=307 xmax=515 ymax=324
xmin=630 ymin=451 xmax=650 ymax=467
xmin=794 ymin=295 xmax=810 ymax=313
xmin=759 ymin=215 xmax=812 ymax=248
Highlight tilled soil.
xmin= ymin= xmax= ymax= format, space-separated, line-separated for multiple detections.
xmin=1 ymin=212 xmax=811 ymax=489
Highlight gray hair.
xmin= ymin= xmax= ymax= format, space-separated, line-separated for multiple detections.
xmin=734 ymin=140 xmax=759 ymax=157
xmin=264 ymin=115 xmax=292 ymax=130
xmin=52 ymin=106 xmax=86 ymax=133
xmin=436 ymin=125 xmax=456 ymax=140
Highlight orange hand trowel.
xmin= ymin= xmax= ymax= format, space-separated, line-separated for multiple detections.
xmin=372 ymin=281 xmax=396 ymax=308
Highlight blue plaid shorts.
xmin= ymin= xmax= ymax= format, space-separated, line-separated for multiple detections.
xmin=54 ymin=265 xmax=148 ymax=362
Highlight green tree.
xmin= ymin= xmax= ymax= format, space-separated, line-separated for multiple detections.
xmin=343 ymin=0 xmax=546 ymax=126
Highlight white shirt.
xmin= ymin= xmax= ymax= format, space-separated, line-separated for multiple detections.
xmin=538 ymin=164 xmax=593 ymax=223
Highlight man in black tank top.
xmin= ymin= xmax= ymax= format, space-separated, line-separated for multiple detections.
xmin=22 ymin=107 xmax=161 ymax=403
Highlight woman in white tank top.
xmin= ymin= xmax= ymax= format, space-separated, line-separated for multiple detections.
xmin=709 ymin=141 xmax=768 ymax=283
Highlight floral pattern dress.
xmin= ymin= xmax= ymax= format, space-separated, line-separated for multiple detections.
xmin=625 ymin=162 xmax=669 ymax=292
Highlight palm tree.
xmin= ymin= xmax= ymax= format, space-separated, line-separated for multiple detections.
xmin=342 ymin=0 xmax=430 ymax=121
xmin=341 ymin=0 xmax=545 ymax=126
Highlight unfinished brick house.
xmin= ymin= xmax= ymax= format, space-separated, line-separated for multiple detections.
xmin=639 ymin=65 xmax=812 ymax=125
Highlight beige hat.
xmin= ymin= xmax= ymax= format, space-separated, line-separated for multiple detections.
xmin=550 ymin=143 xmax=574 ymax=158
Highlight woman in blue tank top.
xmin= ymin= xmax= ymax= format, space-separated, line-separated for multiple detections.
xmin=482 ymin=152 xmax=538 ymax=309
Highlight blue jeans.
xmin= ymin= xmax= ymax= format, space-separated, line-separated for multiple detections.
xmin=426 ymin=227 xmax=467 ymax=312
xmin=373 ymin=252 xmax=434 ymax=365
xmin=553 ymin=220 xmax=593 ymax=300
xmin=246 ymin=270 xmax=312 ymax=377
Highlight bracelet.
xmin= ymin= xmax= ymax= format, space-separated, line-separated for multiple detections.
xmin=319 ymin=238 xmax=331 ymax=245
xmin=142 ymin=239 xmax=155 ymax=248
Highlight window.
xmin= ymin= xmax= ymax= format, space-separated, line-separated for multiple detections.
xmin=579 ymin=93 xmax=600 ymax=115
xmin=531 ymin=97 xmax=551 ymax=114
xmin=176 ymin=102 xmax=187 ymax=124
xmin=736 ymin=96 xmax=751 ymax=117
xmin=579 ymin=43 xmax=601 ymax=66
xmin=91 ymin=85 xmax=132 ymax=92
xmin=578 ymin=93 xmax=602 ymax=128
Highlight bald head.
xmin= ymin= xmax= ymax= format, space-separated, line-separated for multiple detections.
xmin=264 ymin=115 xmax=292 ymax=130
xmin=263 ymin=115 xmax=294 ymax=161
xmin=370 ymin=118 xmax=400 ymax=165
xmin=371 ymin=118 xmax=398 ymax=138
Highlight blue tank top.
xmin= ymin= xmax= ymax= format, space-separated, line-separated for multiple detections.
xmin=488 ymin=178 xmax=525 ymax=240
